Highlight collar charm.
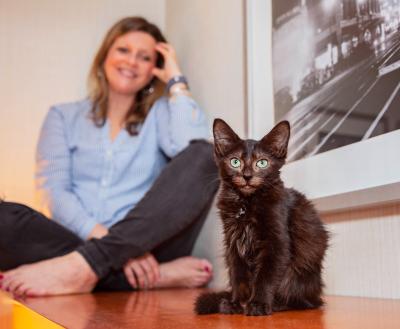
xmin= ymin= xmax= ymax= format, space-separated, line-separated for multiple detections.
xmin=236 ymin=207 xmax=246 ymax=219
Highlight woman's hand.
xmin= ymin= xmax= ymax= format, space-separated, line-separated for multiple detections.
xmin=152 ymin=43 xmax=183 ymax=83
xmin=87 ymin=224 xmax=109 ymax=240
xmin=123 ymin=253 xmax=160 ymax=289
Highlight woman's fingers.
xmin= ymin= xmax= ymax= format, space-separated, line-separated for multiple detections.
xmin=152 ymin=67 xmax=164 ymax=80
xmin=153 ymin=42 xmax=182 ymax=83
xmin=138 ymin=258 xmax=155 ymax=288
xmin=146 ymin=253 xmax=160 ymax=281
xmin=129 ymin=261 xmax=146 ymax=289
xmin=135 ymin=253 xmax=159 ymax=288
xmin=142 ymin=253 xmax=160 ymax=287
xmin=155 ymin=42 xmax=175 ymax=55
xmin=124 ymin=262 xmax=138 ymax=289
xmin=155 ymin=43 xmax=169 ymax=56
xmin=157 ymin=42 xmax=171 ymax=49
xmin=123 ymin=253 xmax=160 ymax=289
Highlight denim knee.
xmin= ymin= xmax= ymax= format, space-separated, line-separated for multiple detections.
xmin=185 ymin=139 xmax=215 ymax=166
xmin=0 ymin=201 xmax=15 ymax=224
xmin=0 ymin=201 xmax=34 ymax=230
xmin=0 ymin=201 xmax=21 ymax=245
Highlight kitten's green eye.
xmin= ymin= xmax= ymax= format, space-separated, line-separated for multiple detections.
xmin=230 ymin=158 xmax=241 ymax=168
xmin=256 ymin=159 xmax=269 ymax=168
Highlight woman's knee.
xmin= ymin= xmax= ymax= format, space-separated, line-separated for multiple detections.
xmin=0 ymin=202 xmax=23 ymax=246
xmin=184 ymin=140 xmax=219 ymax=192
xmin=0 ymin=201 xmax=34 ymax=228
xmin=0 ymin=201 xmax=18 ymax=221
xmin=183 ymin=139 xmax=216 ymax=168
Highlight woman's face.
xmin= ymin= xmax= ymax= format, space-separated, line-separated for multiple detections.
xmin=104 ymin=31 xmax=157 ymax=96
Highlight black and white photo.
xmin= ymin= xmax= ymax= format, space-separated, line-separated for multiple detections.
xmin=272 ymin=0 xmax=400 ymax=161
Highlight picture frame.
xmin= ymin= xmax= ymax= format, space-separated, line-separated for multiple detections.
xmin=245 ymin=0 xmax=400 ymax=212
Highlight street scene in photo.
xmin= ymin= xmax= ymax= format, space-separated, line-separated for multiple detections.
xmin=272 ymin=0 xmax=400 ymax=162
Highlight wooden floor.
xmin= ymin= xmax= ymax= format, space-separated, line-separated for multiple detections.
xmin=13 ymin=289 xmax=400 ymax=329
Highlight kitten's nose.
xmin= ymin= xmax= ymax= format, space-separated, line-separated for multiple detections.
xmin=243 ymin=173 xmax=252 ymax=181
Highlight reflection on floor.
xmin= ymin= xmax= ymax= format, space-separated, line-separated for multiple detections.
xmin=4 ymin=289 xmax=400 ymax=329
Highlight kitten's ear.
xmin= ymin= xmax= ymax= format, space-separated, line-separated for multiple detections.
xmin=260 ymin=121 xmax=290 ymax=159
xmin=213 ymin=119 xmax=241 ymax=156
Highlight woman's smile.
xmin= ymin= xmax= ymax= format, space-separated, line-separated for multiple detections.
xmin=117 ymin=68 xmax=138 ymax=79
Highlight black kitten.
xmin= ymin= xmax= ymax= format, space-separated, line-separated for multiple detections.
xmin=195 ymin=119 xmax=329 ymax=316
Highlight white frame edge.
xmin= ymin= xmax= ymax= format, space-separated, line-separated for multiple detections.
xmin=246 ymin=0 xmax=275 ymax=139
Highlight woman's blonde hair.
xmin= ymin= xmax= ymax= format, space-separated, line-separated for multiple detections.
xmin=88 ymin=17 xmax=166 ymax=135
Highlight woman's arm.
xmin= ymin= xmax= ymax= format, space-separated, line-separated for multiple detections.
xmin=152 ymin=42 xmax=210 ymax=157
xmin=155 ymin=95 xmax=209 ymax=157
xmin=35 ymin=106 xmax=99 ymax=240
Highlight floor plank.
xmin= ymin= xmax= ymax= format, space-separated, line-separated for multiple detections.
xmin=16 ymin=289 xmax=400 ymax=329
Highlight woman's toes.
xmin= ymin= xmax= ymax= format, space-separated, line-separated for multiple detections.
xmin=199 ymin=259 xmax=213 ymax=273
xmin=195 ymin=273 xmax=212 ymax=286
xmin=190 ymin=264 xmax=212 ymax=287
xmin=8 ymin=280 xmax=24 ymax=295
xmin=1 ymin=277 xmax=12 ymax=292
xmin=25 ymin=287 xmax=41 ymax=298
xmin=14 ymin=283 xmax=29 ymax=297
xmin=186 ymin=257 xmax=210 ymax=270
xmin=154 ymin=256 xmax=214 ymax=289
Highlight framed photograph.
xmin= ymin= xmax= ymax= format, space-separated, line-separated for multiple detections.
xmin=246 ymin=0 xmax=400 ymax=212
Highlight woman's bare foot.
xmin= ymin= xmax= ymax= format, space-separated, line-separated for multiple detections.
xmin=0 ymin=252 xmax=98 ymax=297
xmin=154 ymin=256 xmax=213 ymax=289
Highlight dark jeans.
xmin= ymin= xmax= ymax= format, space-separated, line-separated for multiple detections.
xmin=0 ymin=140 xmax=219 ymax=291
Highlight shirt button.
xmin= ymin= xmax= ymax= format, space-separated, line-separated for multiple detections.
xmin=101 ymin=179 xmax=108 ymax=187
xmin=106 ymin=150 xmax=113 ymax=158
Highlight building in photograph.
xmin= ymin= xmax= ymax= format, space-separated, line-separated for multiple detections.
xmin=273 ymin=0 xmax=400 ymax=161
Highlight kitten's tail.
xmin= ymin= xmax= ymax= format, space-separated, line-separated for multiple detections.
xmin=194 ymin=290 xmax=231 ymax=314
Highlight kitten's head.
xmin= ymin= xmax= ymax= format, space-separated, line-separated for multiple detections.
xmin=213 ymin=119 xmax=290 ymax=196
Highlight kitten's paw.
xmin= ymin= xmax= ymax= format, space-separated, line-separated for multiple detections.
xmin=219 ymin=298 xmax=243 ymax=314
xmin=244 ymin=302 xmax=272 ymax=316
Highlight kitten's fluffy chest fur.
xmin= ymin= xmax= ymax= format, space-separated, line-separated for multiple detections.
xmin=218 ymin=185 xmax=288 ymax=266
xmin=230 ymin=209 xmax=257 ymax=261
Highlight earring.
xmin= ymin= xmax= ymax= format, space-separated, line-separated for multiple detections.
xmin=144 ymin=84 xmax=154 ymax=95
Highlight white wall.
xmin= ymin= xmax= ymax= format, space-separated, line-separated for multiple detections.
xmin=165 ymin=0 xmax=246 ymax=137
xmin=323 ymin=203 xmax=400 ymax=299
xmin=0 ymin=0 xmax=165 ymax=207
xmin=165 ymin=0 xmax=246 ymax=288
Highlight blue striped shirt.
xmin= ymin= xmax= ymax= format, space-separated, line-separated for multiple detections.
xmin=35 ymin=95 xmax=209 ymax=239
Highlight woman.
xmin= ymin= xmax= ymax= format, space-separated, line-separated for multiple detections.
xmin=0 ymin=17 xmax=218 ymax=296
